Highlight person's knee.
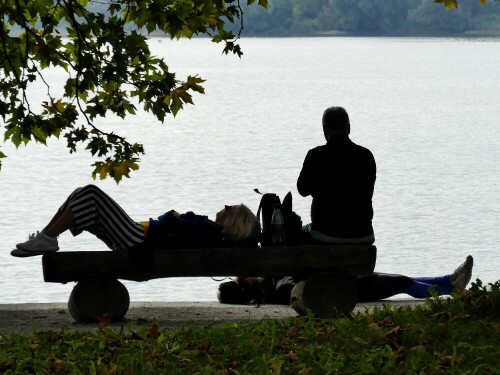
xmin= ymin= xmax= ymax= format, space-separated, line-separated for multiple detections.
xmin=80 ymin=184 xmax=100 ymax=193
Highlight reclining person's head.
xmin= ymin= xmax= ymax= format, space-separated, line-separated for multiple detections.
xmin=322 ymin=106 xmax=350 ymax=141
xmin=217 ymin=204 xmax=261 ymax=240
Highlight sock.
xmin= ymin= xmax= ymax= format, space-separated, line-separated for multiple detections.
xmin=413 ymin=275 xmax=451 ymax=287
xmin=407 ymin=281 xmax=453 ymax=298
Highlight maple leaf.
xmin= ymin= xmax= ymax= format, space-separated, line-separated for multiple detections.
xmin=433 ymin=0 xmax=459 ymax=10
xmin=98 ymin=313 xmax=113 ymax=329
xmin=147 ymin=323 xmax=160 ymax=338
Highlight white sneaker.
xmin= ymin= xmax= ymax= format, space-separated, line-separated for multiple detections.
xmin=449 ymin=255 xmax=474 ymax=289
xmin=16 ymin=231 xmax=59 ymax=252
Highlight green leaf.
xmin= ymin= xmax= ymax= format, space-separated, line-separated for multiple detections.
xmin=11 ymin=129 xmax=23 ymax=148
xmin=169 ymin=93 xmax=183 ymax=117
xmin=0 ymin=151 xmax=5 ymax=170
xmin=32 ymin=127 xmax=48 ymax=144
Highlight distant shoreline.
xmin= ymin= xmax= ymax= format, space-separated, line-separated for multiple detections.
xmin=154 ymin=30 xmax=500 ymax=38
xmin=8 ymin=25 xmax=500 ymax=39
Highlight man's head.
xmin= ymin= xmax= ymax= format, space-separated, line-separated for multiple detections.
xmin=322 ymin=106 xmax=350 ymax=141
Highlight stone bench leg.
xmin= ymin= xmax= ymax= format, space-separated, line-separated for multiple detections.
xmin=68 ymin=276 xmax=130 ymax=322
xmin=290 ymin=272 xmax=357 ymax=319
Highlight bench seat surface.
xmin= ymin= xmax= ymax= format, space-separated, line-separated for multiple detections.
xmin=42 ymin=245 xmax=377 ymax=283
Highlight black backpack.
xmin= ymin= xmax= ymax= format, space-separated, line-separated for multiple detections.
xmin=255 ymin=189 xmax=303 ymax=246
xmin=255 ymin=189 xmax=280 ymax=245
xmin=280 ymin=191 xmax=303 ymax=245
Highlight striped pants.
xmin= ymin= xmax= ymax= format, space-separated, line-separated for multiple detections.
xmin=60 ymin=185 xmax=145 ymax=251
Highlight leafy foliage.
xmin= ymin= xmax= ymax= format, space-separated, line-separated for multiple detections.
xmin=235 ymin=0 xmax=500 ymax=36
xmin=0 ymin=0 xmax=267 ymax=182
xmin=0 ymin=279 xmax=498 ymax=374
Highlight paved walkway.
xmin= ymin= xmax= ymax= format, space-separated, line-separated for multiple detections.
xmin=0 ymin=300 xmax=425 ymax=334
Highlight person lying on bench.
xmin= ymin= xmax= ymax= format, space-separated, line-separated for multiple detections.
xmin=12 ymin=184 xmax=261 ymax=257
xmin=219 ymin=255 xmax=474 ymax=305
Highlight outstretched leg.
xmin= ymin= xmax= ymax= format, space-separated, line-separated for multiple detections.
xmin=356 ymin=273 xmax=454 ymax=301
xmin=356 ymin=256 xmax=474 ymax=301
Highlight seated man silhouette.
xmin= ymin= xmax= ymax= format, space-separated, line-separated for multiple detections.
xmin=218 ymin=107 xmax=474 ymax=305
xmin=297 ymin=106 xmax=376 ymax=245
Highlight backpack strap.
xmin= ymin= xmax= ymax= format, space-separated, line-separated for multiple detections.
xmin=254 ymin=188 xmax=264 ymax=223
xmin=282 ymin=191 xmax=293 ymax=212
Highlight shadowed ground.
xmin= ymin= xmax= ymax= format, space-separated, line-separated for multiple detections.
xmin=0 ymin=300 xmax=425 ymax=334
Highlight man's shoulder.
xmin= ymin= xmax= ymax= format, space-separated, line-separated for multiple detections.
xmin=350 ymin=140 xmax=374 ymax=157
xmin=306 ymin=139 xmax=374 ymax=159
xmin=354 ymin=142 xmax=374 ymax=154
xmin=306 ymin=144 xmax=328 ymax=154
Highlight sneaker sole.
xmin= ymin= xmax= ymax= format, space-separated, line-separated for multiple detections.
xmin=11 ymin=249 xmax=46 ymax=258
xmin=16 ymin=245 xmax=59 ymax=253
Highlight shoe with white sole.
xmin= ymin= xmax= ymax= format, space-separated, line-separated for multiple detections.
xmin=16 ymin=231 xmax=59 ymax=253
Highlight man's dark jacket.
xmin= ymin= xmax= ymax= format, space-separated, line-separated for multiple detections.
xmin=297 ymin=134 xmax=376 ymax=238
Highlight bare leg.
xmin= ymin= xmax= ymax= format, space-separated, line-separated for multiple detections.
xmin=43 ymin=208 xmax=76 ymax=238
xmin=42 ymin=210 xmax=65 ymax=233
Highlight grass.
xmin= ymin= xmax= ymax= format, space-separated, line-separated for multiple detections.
xmin=0 ymin=279 xmax=498 ymax=375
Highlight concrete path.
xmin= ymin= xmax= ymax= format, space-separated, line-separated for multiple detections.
xmin=0 ymin=300 xmax=425 ymax=334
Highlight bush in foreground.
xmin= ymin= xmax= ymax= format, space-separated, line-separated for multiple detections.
xmin=0 ymin=279 xmax=498 ymax=374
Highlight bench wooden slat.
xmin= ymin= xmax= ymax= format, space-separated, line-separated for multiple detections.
xmin=42 ymin=245 xmax=377 ymax=283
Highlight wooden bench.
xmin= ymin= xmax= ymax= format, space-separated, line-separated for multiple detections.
xmin=42 ymin=244 xmax=377 ymax=322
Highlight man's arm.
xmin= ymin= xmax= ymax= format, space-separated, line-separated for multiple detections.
xmin=363 ymin=150 xmax=377 ymax=197
xmin=297 ymin=150 xmax=316 ymax=197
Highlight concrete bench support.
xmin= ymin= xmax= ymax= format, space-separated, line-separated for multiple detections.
xmin=291 ymin=273 xmax=357 ymax=318
xmin=42 ymin=245 xmax=376 ymax=322
xmin=68 ymin=277 xmax=130 ymax=322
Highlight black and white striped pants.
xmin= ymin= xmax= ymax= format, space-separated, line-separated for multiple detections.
xmin=60 ymin=185 xmax=145 ymax=251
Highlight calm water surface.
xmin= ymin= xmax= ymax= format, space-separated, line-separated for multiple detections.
xmin=0 ymin=37 xmax=498 ymax=303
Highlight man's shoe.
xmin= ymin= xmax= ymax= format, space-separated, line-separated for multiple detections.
xmin=16 ymin=231 xmax=59 ymax=252
xmin=449 ymin=255 xmax=474 ymax=289
xmin=10 ymin=248 xmax=45 ymax=258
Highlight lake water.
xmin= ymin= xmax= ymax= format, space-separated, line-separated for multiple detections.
xmin=0 ymin=37 xmax=498 ymax=304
